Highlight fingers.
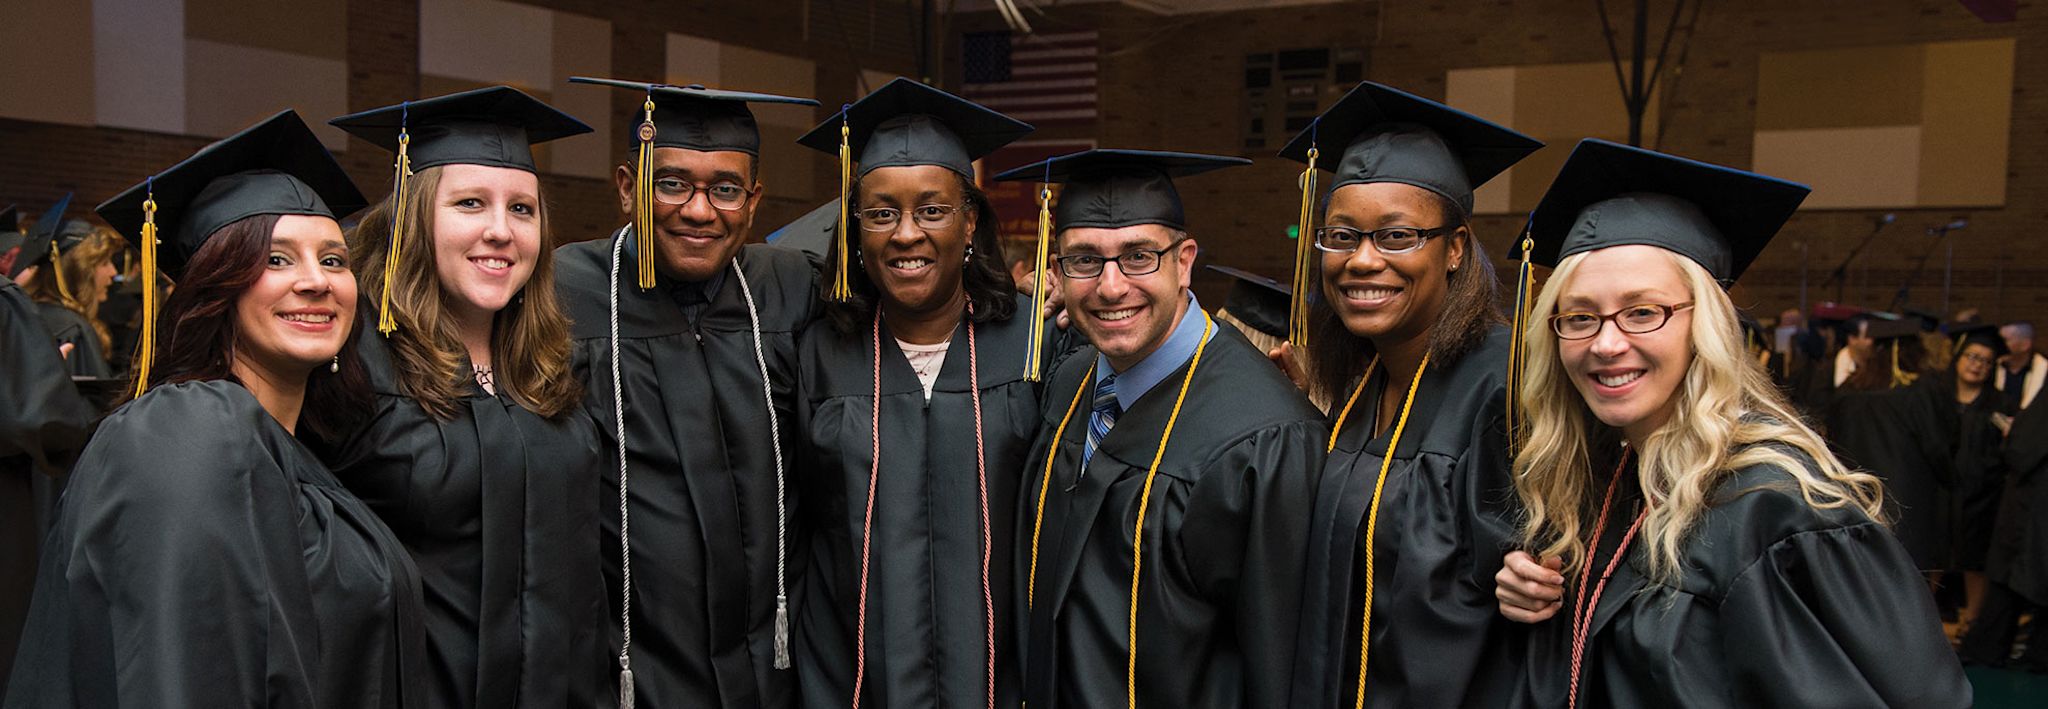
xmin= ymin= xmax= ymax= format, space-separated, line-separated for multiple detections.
xmin=1495 ymin=551 xmax=1567 ymax=624
xmin=1267 ymin=342 xmax=1308 ymax=392
xmin=58 ymin=342 xmax=75 ymax=360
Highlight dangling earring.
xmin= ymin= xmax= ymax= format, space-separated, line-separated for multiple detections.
xmin=964 ymin=243 xmax=975 ymax=263
xmin=329 ymin=355 xmax=340 ymax=373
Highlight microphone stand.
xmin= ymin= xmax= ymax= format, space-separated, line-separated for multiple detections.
xmin=1889 ymin=223 xmax=1957 ymax=312
xmin=1824 ymin=217 xmax=1893 ymax=302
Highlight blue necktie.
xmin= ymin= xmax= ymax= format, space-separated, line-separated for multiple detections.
xmin=1083 ymin=374 xmax=1120 ymax=469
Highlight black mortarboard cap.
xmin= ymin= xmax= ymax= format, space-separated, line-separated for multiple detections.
xmin=330 ymin=86 xmax=592 ymax=172
xmin=1526 ymin=139 xmax=1810 ymax=284
xmin=9 ymin=193 xmax=72 ymax=279
xmin=1951 ymin=323 xmax=2010 ymax=359
xmin=96 ymin=110 xmax=367 ymax=280
xmin=797 ymin=77 xmax=1033 ymax=177
xmin=1861 ymin=316 xmax=1923 ymax=342
xmin=569 ymin=76 xmax=819 ymax=155
xmin=1279 ymin=81 xmax=1541 ymax=214
xmin=991 ymin=149 xmax=1251 ymax=231
xmin=765 ymin=197 xmax=839 ymax=262
xmin=1208 ymin=264 xmax=1290 ymax=339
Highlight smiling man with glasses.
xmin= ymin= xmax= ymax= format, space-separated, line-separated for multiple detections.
xmin=994 ymin=149 xmax=1328 ymax=709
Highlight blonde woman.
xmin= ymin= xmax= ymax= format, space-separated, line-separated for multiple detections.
xmin=1492 ymin=140 xmax=1967 ymax=708
xmin=317 ymin=88 xmax=609 ymax=707
xmin=16 ymin=204 xmax=120 ymax=378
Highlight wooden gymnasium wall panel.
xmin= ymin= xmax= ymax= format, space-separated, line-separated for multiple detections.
xmin=1752 ymin=38 xmax=2014 ymax=209
xmin=419 ymin=0 xmax=613 ymax=179
xmin=1444 ymin=61 xmax=1656 ymax=216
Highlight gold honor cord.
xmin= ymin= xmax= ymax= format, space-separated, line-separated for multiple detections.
xmin=1125 ymin=314 xmax=1215 ymax=709
xmin=1505 ymin=232 xmax=1535 ymax=451
xmin=1023 ymin=184 xmax=1053 ymax=382
xmin=1326 ymin=355 xmax=1379 ymax=454
xmin=378 ymin=129 xmax=413 ymax=335
xmin=634 ymin=98 xmax=659 ymax=290
xmin=1027 ymin=358 xmax=1096 ymax=608
xmin=131 ymin=189 xmax=160 ymax=399
xmin=1288 ymin=147 xmax=1320 ymax=350
xmin=829 ymin=112 xmax=854 ymax=302
xmin=1324 ymin=353 xmax=1432 ymax=709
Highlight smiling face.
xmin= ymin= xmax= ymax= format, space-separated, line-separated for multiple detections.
xmin=615 ymin=147 xmax=759 ymax=282
xmin=1555 ymin=244 xmax=1696 ymax=445
xmin=1317 ymin=182 xmax=1466 ymax=349
xmin=1058 ymin=224 xmax=1196 ymax=371
xmin=1957 ymin=342 xmax=1995 ymax=386
xmin=232 ymin=214 xmax=356 ymax=380
xmin=433 ymin=163 xmax=542 ymax=327
xmin=856 ymin=164 xmax=974 ymax=319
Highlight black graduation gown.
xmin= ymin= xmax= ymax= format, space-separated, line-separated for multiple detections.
xmin=1290 ymin=325 xmax=1522 ymax=709
xmin=317 ymin=323 xmax=608 ymax=707
xmin=794 ymin=297 xmax=1046 ymax=709
xmin=4 ymin=380 xmax=428 ymax=708
xmin=1825 ymin=379 xmax=1956 ymax=570
xmin=1520 ymin=457 xmax=1970 ymax=708
xmin=555 ymin=235 xmax=814 ymax=709
xmin=1015 ymin=321 xmax=1326 ymax=709
xmin=0 ymin=276 xmax=95 ymax=699
xmin=33 ymin=302 xmax=110 ymax=379
xmin=1987 ymin=401 xmax=2048 ymax=604
xmin=1952 ymin=384 xmax=2006 ymax=571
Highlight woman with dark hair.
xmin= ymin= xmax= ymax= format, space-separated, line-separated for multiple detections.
xmin=789 ymin=78 xmax=1038 ymax=709
xmin=1276 ymin=83 xmax=1541 ymax=709
xmin=1945 ymin=325 xmax=2009 ymax=630
xmin=316 ymin=88 xmax=609 ymax=707
xmin=5 ymin=111 xmax=427 ymax=707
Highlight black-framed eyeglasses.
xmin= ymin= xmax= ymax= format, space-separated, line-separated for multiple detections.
xmin=1551 ymin=302 xmax=1695 ymax=340
xmin=1055 ymin=238 xmax=1188 ymax=279
xmin=1313 ymin=224 xmax=1457 ymax=255
xmin=651 ymin=177 xmax=755 ymax=210
xmin=858 ymin=203 xmax=967 ymax=232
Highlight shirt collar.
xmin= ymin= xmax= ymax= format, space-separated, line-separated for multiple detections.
xmin=1096 ymin=293 xmax=1210 ymax=412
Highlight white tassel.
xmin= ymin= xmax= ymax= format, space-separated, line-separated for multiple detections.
xmin=618 ymin=661 xmax=635 ymax=709
xmin=773 ymin=594 xmax=791 ymax=669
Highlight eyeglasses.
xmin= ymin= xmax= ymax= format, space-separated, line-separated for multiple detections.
xmin=1054 ymin=238 xmax=1188 ymax=279
xmin=1960 ymin=352 xmax=1996 ymax=365
xmin=858 ymin=204 xmax=966 ymax=232
xmin=651 ymin=177 xmax=754 ymax=210
xmin=1312 ymin=225 xmax=1457 ymax=255
xmin=1550 ymin=302 xmax=1696 ymax=340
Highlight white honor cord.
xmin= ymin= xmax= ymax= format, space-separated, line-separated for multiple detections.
xmin=607 ymin=226 xmax=636 ymax=709
xmin=731 ymin=258 xmax=791 ymax=670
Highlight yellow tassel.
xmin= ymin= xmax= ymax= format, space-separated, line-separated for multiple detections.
xmin=378 ymin=130 xmax=412 ymax=335
xmin=1288 ymin=147 xmax=1320 ymax=350
xmin=48 ymin=240 xmax=73 ymax=304
xmin=132 ymin=191 xmax=159 ymax=399
xmin=1506 ymin=231 xmax=1534 ymax=452
xmin=1891 ymin=342 xmax=1918 ymax=388
xmin=830 ymin=114 xmax=854 ymax=302
xmin=1127 ymin=313 xmax=1214 ymax=709
xmin=1024 ymin=184 xmax=1054 ymax=382
xmin=635 ymin=97 xmax=658 ymax=290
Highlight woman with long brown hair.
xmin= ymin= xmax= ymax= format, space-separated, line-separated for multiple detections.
xmin=789 ymin=78 xmax=1039 ymax=709
xmin=1276 ymin=82 xmax=1541 ymax=709
xmin=6 ymin=111 xmax=428 ymax=707
xmin=1493 ymin=139 xmax=1966 ymax=707
xmin=317 ymin=87 xmax=608 ymax=707
xmin=14 ymin=200 xmax=121 ymax=378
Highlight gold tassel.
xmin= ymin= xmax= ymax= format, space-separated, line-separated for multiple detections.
xmin=47 ymin=240 xmax=73 ymax=303
xmin=132 ymin=188 xmax=160 ymax=399
xmin=1288 ymin=146 xmax=1320 ymax=350
xmin=1024 ymin=184 xmax=1053 ymax=382
xmin=635 ymin=97 xmax=659 ymax=290
xmin=830 ymin=112 xmax=854 ymax=302
xmin=1891 ymin=342 xmax=1919 ymax=388
xmin=379 ymin=128 xmax=412 ymax=335
xmin=1506 ymin=230 xmax=1534 ymax=453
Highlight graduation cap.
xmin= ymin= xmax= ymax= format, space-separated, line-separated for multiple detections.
xmin=332 ymin=87 xmax=592 ymax=332
xmin=798 ymin=77 xmax=1033 ymax=304
xmin=8 ymin=194 xmax=73 ymax=290
xmin=1276 ymin=81 xmax=1542 ymax=352
xmin=330 ymin=86 xmax=592 ymax=173
xmin=763 ymin=197 xmax=839 ymax=262
xmin=96 ymin=109 xmax=367 ymax=397
xmin=991 ymin=149 xmax=1248 ymax=380
xmin=573 ymin=76 xmax=821 ymax=289
xmin=1525 ymin=139 xmax=1810 ymax=285
xmin=1208 ymin=264 xmax=1290 ymax=340
xmin=1950 ymin=323 xmax=2010 ymax=361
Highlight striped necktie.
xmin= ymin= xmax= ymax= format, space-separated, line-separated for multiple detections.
xmin=1083 ymin=374 xmax=1120 ymax=469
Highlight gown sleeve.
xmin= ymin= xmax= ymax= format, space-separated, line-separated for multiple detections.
xmin=1716 ymin=521 xmax=1971 ymax=709
xmin=0 ymin=282 xmax=93 ymax=473
xmin=1177 ymin=421 xmax=1327 ymax=709
xmin=8 ymin=388 xmax=320 ymax=707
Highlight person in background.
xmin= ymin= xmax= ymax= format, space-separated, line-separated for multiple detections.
xmin=1997 ymin=321 xmax=2042 ymax=413
xmin=1942 ymin=325 xmax=2009 ymax=637
xmin=19 ymin=216 xmax=122 ymax=379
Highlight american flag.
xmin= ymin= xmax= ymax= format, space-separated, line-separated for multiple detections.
xmin=961 ymin=30 xmax=1099 ymax=125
